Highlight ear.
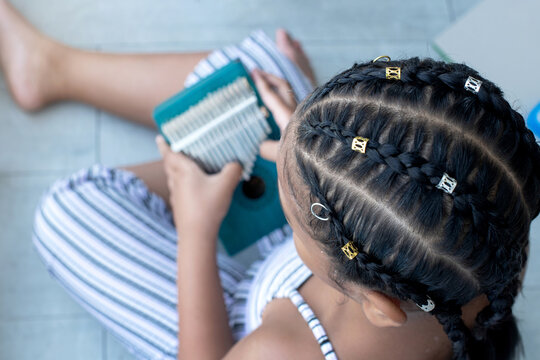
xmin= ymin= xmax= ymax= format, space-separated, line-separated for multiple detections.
xmin=361 ymin=290 xmax=407 ymax=328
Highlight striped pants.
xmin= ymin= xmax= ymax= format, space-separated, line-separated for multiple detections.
xmin=32 ymin=29 xmax=313 ymax=360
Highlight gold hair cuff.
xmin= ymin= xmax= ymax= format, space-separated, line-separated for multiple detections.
xmin=386 ymin=67 xmax=401 ymax=80
xmin=351 ymin=136 xmax=369 ymax=154
xmin=341 ymin=241 xmax=360 ymax=260
xmin=372 ymin=55 xmax=391 ymax=63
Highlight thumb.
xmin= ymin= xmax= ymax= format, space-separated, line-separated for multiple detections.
xmin=216 ymin=162 xmax=243 ymax=192
xmin=252 ymin=69 xmax=287 ymax=112
xmin=155 ymin=135 xmax=171 ymax=158
xmin=260 ymin=140 xmax=280 ymax=162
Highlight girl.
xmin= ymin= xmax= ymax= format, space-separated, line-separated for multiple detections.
xmin=3 ymin=1 xmax=537 ymax=359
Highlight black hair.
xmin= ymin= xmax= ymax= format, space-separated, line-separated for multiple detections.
xmin=283 ymin=57 xmax=540 ymax=359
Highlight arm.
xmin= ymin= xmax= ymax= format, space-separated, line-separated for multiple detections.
xmin=176 ymin=230 xmax=233 ymax=359
xmin=156 ymin=137 xmax=242 ymax=360
xmin=157 ymin=69 xmax=295 ymax=359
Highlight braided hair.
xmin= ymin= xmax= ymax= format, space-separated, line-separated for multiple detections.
xmin=283 ymin=57 xmax=540 ymax=359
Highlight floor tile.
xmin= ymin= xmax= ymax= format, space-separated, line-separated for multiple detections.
xmin=9 ymin=0 xmax=101 ymax=46
xmin=524 ymin=218 xmax=540 ymax=288
xmin=307 ymin=41 xmax=443 ymax=85
xmin=98 ymin=111 xmax=160 ymax=167
xmin=447 ymin=0 xmax=483 ymax=22
xmin=0 ymin=317 xmax=102 ymax=360
xmin=0 ymin=88 xmax=97 ymax=174
xmin=515 ymin=287 xmax=540 ymax=359
xmin=0 ymin=175 xmax=90 ymax=320
xmin=105 ymin=331 xmax=136 ymax=360
xmin=89 ymin=0 xmax=449 ymax=46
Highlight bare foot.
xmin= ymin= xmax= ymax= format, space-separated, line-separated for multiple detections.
xmin=275 ymin=28 xmax=316 ymax=87
xmin=0 ymin=0 xmax=62 ymax=110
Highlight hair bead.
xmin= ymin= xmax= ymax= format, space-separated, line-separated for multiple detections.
xmin=464 ymin=76 xmax=483 ymax=93
xmin=351 ymin=136 xmax=369 ymax=153
xmin=386 ymin=67 xmax=401 ymax=80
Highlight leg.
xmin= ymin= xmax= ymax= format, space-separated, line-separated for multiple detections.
xmin=52 ymin=50 xmax=211 ymax=127
xmin=0 ymin=0 xmax=210 ymax=127
xmin=0 ymin=1 xmax=316 ymax=128
xmin=32 ymin=164 xmax=247 ymax=359
xmin=122 ymin=160 xmax=170 ymax=205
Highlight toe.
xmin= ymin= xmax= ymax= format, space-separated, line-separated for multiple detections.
xmin=276 ymin=28 xmax=293 ymax=47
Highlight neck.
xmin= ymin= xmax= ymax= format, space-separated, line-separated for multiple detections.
xmin=300 ymin=275 xmax=452 ymax=360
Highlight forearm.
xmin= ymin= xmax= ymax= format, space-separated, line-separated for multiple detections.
xmin=176 ymin=231 xmax=234 ymax=360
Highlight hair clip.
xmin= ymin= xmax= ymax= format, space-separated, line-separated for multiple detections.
xmin=436 ymin=173 xmax=458 ymax=194
xmin=351 ymin=136 xmax=369 ymax=154
xmin=386 ymin=67 xmax=401 ymax=80
xmin=341 ymin=241 xmax=360 ymax=260
xmin=416 ymin=296 xmax=436 ymax=312
xmin=464 ymin=76 xmax=482 ymax=93
xmin=372 ymin=55 xmax=391 ymax=63
xmin=311 ymin=202 xmax=330 ymax=221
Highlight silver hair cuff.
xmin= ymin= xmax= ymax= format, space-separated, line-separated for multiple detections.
xmin=416 ymin=296 xmax=436 ymax=312
xmin=436 ymin=173 xmax=458 ymax=194
xmin=464 ymin=76 xmax=482 ymax=93
xmin=311 ymin=202 xmax=330 ymax=221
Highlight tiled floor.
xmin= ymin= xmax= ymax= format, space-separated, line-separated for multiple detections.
xmin=1 ymin=0 xmax=538 ymax=359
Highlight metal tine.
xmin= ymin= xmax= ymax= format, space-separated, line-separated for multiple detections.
xmin=161 ymin=77 xmax=267 ymax=181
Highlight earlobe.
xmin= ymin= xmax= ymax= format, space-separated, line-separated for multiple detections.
xmin=361 ymin=291 xmax=407 ymax=328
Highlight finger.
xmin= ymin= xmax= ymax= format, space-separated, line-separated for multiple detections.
xmin=252 ymin=69 xmax=287 ymax=111
xmin=257 ymin=71 xmax=296 ymax=108
xmin=258 ymin=71 xmax=290 ymax=90
xmin=259 ymin=140 xmax=280 ymax=162
xmin=215 ymin=162 xmax=243 ymax=193
xmin=156 ymin=135 xmax=172 ymax=158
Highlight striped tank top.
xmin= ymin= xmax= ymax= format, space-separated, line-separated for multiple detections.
xmin=232 ymin=236 xmax=338 ymax=360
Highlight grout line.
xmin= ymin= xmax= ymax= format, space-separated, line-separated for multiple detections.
xmin=446 ymin=0 xmax=456 ymax=22
xmin=84 ymin=38 xmax=442 ymax=50
xmin=0 ymin=169 xmax=73 ymax=178
xmin=1 ymin=313 xmax=93 ymax=323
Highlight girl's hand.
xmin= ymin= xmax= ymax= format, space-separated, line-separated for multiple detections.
xmin=156 ymin=135 xmax=243 ymax=240
xmin=251 ymin=69 xmax=297 ymax=162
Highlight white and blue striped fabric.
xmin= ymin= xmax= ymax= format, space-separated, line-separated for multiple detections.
xmin=184 ymin=29 xmax=314 ymax=103
xmin=289 ymin=290 xmax=339 ymax=360
xmin=32 ymin=29 xmax=340 ymax=360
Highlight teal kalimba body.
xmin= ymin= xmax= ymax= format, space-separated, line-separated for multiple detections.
xmin=153 ymin=60 xmax=287 ymax=255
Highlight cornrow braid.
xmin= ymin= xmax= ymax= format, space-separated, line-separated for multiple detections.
xmin=303 ymin=119 xmax=514 ymax=258
xmin=298 ymin=157 xmax=431 ymax=304
xmin=296 ymin=145 xmax=476 ymax=360
xmin=302 ymin=58 xmax=540 ymax=219
xmin=285 ymin=57 xmax=540 ymax=360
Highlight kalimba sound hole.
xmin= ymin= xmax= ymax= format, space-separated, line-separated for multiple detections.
xmin=242 ymin=176 xmax=266 ymax=199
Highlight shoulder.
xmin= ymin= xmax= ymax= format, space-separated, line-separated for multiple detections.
xmin=223 ymin=325 xmax=294 ymax=360
xmin=223 ymin=324 xmax=318 ymax=360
